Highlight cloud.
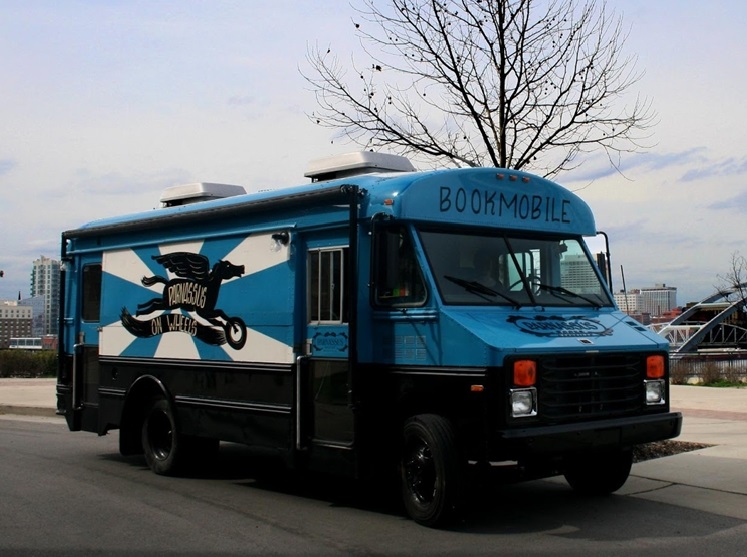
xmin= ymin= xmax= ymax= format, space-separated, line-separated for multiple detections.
xmin=55 ymin=167 xmax=193 ymax=198
xmin=227 ymin=95 xmax=257 ymax=106
xmin=564 ymin=147 xmax=707 ymax=184
xmin=0 ymin=159 xmax=17 ymax=176
xmin=708 ymin=188 xmax=747 ymax=211
xmin=641 ymin=148 xmax=708 ymax=172
xmin=608 ymin=148 xmax=708 ymax=175
xmin=681 ymin=155 xmax=747 ymax=182
xmin=599 ymin=218 xmax=700 ymax=248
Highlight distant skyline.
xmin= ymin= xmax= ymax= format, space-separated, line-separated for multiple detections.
xmin=2 ymin=1 xmax=746 ymax=305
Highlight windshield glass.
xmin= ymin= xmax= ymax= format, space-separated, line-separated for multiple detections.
xmin=418 ymin=228 xmax=613 ymax=308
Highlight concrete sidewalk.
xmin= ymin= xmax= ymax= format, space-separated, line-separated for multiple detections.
xmin=0 ymin=377 xmax=58 ymax=417
xmin=1 ymin=378 xmax=746 ymax=519
xmin=621 ymin=385 xmax=747 ymax=520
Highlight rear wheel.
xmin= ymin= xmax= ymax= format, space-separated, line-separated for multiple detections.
xmin=141 ymin=398 xmax=182 ymax=475
xmin=563 ymin=449 xmax=633 ymax=495
xmin=400 ymin=414 xmax=462 ymax=528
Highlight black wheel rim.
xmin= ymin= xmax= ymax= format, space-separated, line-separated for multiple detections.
xmin=147 ymin=410 xmax=173 ymax=461
xmin=404 ymin=438 xmax=436 ymax=505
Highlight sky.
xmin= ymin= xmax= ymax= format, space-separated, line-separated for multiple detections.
xmin=1 ymin=0 xmax=746 ymax=306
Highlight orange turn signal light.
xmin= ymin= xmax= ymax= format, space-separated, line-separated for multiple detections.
xmin=513 ymin=360 xmax=537 ymax=387
xmin=646 ymin=355 xmax=665 ymax=379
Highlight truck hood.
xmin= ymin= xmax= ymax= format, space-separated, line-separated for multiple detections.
xmin=440 ymin=307 xmax=668 ymax=361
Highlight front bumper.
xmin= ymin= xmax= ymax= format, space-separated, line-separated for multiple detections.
xmin=496 ymin=412 xmax=683 ymax=458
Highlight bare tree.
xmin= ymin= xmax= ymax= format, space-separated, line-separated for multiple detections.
xmin=716 ymin=252 xmax=747 ymax=305
xmin=303 ymin=0 xmax=655 ymax=177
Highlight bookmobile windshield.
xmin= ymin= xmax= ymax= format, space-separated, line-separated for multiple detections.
xmin=57 ymin=153 xmax=682 ymax=527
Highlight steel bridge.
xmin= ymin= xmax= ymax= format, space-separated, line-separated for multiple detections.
xmin=650 ymin=283 xmax=747 ymax=353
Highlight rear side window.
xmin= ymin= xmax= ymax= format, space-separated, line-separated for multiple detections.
xmin=81 ymin=264 xmax=102 ymax=322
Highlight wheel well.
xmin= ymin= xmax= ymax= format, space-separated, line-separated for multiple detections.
xmin=119 ymin=376 xmax=170 ymax=456
xmin=395 ymin=392 xmax=457 ymax=434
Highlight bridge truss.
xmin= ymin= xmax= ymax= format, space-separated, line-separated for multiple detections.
xmin=651 ymin=283 xmax=747 ymax=353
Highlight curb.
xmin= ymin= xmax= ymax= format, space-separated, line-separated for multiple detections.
xmin=0 ymin=405 xmax=61 ymax=419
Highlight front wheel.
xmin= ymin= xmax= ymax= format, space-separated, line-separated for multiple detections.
xmin=400 ymin=414 xmax=462 ymax=528
xmin=563 ymin=449 xmax=633 ymax=495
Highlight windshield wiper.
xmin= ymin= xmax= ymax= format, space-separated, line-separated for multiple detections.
xmin=538 ymin=283 xmax=602 ymax=308
xmin=443 ymin=275 xmax=521 ymax=307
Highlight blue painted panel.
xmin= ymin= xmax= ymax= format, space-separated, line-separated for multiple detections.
xmin=380 ymin=169 xmax=596 ymax=235
xmin=100 ymin=233 xmax=295 ymax=362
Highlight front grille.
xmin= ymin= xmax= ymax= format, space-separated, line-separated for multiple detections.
xmin=538 ymin=353 xmax=644 ymax=422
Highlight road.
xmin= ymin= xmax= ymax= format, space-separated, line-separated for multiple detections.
xmin=1 ymin=416 xmax=746 ymax=556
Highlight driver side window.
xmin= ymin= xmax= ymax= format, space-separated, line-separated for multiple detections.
xmin=373 ymin=226 xmax=427 ymax=307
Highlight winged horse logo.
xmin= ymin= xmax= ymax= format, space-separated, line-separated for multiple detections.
xmin=120 ymin=252 xmax=247 ymax=349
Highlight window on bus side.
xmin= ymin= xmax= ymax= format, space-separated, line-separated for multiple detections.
xmin=308 ymin=248 xmax=348 ymax=323
xmin=81 ymin=264 xmax=102 ymax=322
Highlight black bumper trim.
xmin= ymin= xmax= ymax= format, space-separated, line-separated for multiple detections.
xmin=498 ymin=412 xmax=683 ymax=456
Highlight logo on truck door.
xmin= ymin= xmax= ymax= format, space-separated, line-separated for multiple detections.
xmin=120 ymin=252 xmax=248 ymax=349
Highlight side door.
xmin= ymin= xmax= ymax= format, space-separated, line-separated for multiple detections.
xmin=303 ymin=243 xmax=354 ymax=447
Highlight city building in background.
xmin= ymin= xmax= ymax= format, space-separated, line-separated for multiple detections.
xmin=614 ymin=284 xmax=678 ymax=324
xmin=19 ymin=295 xmax=46 ymax=337
xmin=29 ymin=255 xmax=60 ymax=336
xmin=614 ymin=290 xmax=643 ymax=315
xmin=639 ymin=284 xmax=678 ymax=316
xmin=7 ymin=336 xmax=58 ymax=351
xmin=562 ymin=253 xmax=601 ymax=292
xmin=0 ymin=300 xmax=33 ymax=349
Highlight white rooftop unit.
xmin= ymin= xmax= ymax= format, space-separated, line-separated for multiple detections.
xmin=304 ymin=151 xmax=415 ymax=182
xmin=159 ymin=182 xmax=247 ymax=207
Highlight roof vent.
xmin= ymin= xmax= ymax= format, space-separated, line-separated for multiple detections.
xmin=159 ymin=182 xmax=247 ymax=207
xmin=304 ymin=151 xmax=415 ymax=182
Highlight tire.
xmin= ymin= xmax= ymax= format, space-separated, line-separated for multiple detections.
xmin=563 ymin=449 xmax=633 ymax=495
xmin=141 ymin=397 xmax=183 ymax=475
xmin=400 ymin=414 xmax=462 ymax=528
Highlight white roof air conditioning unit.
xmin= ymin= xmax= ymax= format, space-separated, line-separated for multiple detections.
xmin=159 ymin=182 xmax=247 ymax=207
xmin=304 ymin=151 xmax=415 ymax=182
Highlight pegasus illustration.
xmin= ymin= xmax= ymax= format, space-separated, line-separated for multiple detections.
xmin=131 ymin=252 xmax=247 ymax=349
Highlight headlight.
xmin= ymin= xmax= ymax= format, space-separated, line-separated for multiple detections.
xmin=510 ymin=387 xmax=537 ymax=418
xmin=645 ymin=379 xmax=665 ymax=405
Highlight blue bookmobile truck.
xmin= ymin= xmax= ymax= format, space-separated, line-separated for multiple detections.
xmin=57 ymin=152 xmax=682 ymax=527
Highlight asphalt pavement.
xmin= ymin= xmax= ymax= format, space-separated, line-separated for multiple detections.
xmin=1 ymin=378 xmax=746 ymax=520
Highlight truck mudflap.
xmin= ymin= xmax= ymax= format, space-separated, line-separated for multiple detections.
xmin=497 ymin=412 xmax=683 ymax=457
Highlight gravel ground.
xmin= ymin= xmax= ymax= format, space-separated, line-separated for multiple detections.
xmin=633 ymin=440 xmax=712 ymax=463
